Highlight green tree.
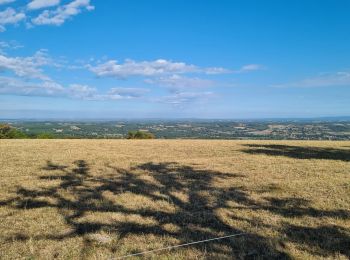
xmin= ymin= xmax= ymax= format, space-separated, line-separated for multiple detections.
xmin=127 ymin=130 xmax=155 ymax=139
xmin=0 ymin=124 xmax=28 ymax=139
xmin=36 ymin=133 xmax=55 ymax=139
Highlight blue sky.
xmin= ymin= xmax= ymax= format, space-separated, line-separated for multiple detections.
xmin=0 ymin=0 xmax=349 ymax=119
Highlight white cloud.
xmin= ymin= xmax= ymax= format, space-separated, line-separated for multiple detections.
xmin=88 ymin=58 xmax=251 ymax=106
xmin=0 ymin=8 xmax=25 ymax=23
xmin=0 ymin=7 xmax=25 ymax=32
xmin=0 ymin=78 xmax=96 ymax=100
xmin=0 ymin=40 xmax=23 ymax=54
xmin=0 ymin=49 xmax=153 ymax=101
xmin=90 ymin=59 xmax=198 ymax=78
xmin=0 ymin=76 xmax=65 ymax=96
xmin=0 ymin=40 xmax=22 ymax=49
xmin=72 ymin=86 xmax=150 ymax=101
xmin=233 ymin=64 xmax=265 ymax=74
xmin=274 ymin=71 xmax=350 ymax=88
xmin=108 ymin=87 xmax=149 ymax=98
xmin=27 ymin=0 xmax=60 ymax=10
xmin=89 ymin=58 xmax=263 ymax=79
xmin=67 ymin=83 xmax=98 ymax=99
xmin=31 ymin=0 xmax=94 ymax=26
xmin=204 ymin=67 xmax=232 ymax=74
xmin=0 ymin=76 xmax=149 ymax=101
xmin=241 ymin=64 xmax=262 ymax=71
xmin=0 ymin=0 xmax=15 ymax=5
xmin=0 ymin=41 xmax=10 ymax=51
xmin=0 ymin=50 xmax=52 ymax=80
xmin=158 ymin=91 xmax=214 ymax=105
xmin=145 ymin=75 xmax=215 ymax=92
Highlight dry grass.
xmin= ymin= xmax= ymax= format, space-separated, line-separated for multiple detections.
xmin=0 ymin=140 xmax=349 ymax=259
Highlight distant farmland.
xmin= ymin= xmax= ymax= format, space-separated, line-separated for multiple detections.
xmin=0 ymin=140 xmax=349 ymax=259
xmin=3 ymin=120 xmax=350 ymax=140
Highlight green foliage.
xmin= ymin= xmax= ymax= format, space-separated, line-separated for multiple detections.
xmin=127 ymin=130 xmax=155 ymax=139
xmin=0 ymin=124 xmax=28 ymax=139
xmin=0 ymin=124 xmax=57 ymax=139
xmin=36 ymin=133 xmax=55 ymax=139
xmin=0 ymin=124 xmax=11 ymax=138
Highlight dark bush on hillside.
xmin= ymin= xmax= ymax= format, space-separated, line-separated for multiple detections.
xmin=0 ymin=124 xmax=28 ymax=139
xmin=127 ymin=130 xmax=155 ymax=139
xmin=36 ymin=133 xmax=55 ymax=139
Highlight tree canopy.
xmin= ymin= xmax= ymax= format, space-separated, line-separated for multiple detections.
xmin=127 ymin=130 xmax=155 ymax=139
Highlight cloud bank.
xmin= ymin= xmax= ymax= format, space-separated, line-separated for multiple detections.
xmin=89 ymin=59 xmax=235 ymax=78
xmin=0 ymin=50 xmax=52 ymax=80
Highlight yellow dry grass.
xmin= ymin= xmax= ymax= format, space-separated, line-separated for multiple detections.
xmin=0 ymin=140 xmax=349 ymax=259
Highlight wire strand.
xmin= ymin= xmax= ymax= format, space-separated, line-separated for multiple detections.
xmin=113 ymin=232 xmax=247 ymax=259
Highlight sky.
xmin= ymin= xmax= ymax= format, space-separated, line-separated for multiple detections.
xmin=0 ymin=0 xmax=349 ymax=119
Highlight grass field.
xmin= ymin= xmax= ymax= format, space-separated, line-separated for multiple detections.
xmin=0 ymin=140 xmax=349 ymax=259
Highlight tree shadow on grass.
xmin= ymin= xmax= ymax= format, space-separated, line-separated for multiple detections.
xmin=241 ymin=144 xmax=350 ymax=162
xmin=1 ymin=160 xmax=349 ymax=258
xmin=283 ymin=224 xmax=350 ymax=258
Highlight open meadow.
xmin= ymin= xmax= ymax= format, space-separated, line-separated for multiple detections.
xmin=0 ymin=140 xmax=349 ymax=259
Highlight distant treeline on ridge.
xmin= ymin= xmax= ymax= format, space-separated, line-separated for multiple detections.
xmin=0 ymin=124 xmax=156 ymax=139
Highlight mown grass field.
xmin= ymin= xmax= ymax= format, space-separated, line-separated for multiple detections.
xmin=0 ymin=140 xmax=349 ymax=259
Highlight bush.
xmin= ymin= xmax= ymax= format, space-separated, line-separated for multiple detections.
xmin=0 ymin=124 xmax=28 ymax=139
xmin=127 ymin=130 xmax=155 ymax=139
xmin=36 ymin=133 xmax=55 ymax=139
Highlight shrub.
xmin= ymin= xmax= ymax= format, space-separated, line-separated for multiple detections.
xmin=36 ymin=133 xmax=55 ymax=139
xmin=0 ymin=124 xmax=28 ymax=139
xmin=127 ymin=130 xmax=155 ymax=139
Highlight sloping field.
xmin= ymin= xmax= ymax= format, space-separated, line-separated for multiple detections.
xmin=0 ymin=140 xmax=349 ymax=259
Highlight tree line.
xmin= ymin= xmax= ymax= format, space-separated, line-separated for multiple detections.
xmin=0 ymin=124 xmax=155 ymax=139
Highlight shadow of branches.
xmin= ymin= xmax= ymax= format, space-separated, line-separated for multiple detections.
xmin=241 ymin=144 xmax=350 ymax=161
xmin=1 ymin=160 xmax=349 ymax=258
xmin=282 ymin=224 xmax=350 ymax=258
